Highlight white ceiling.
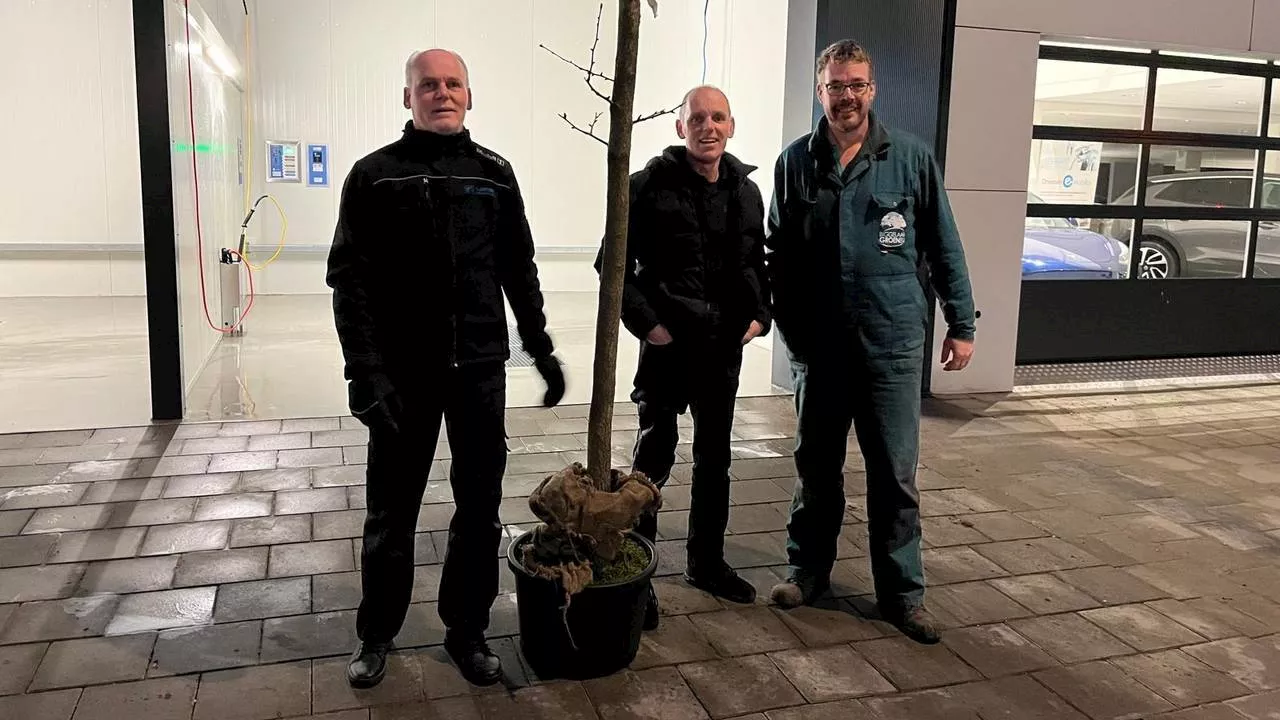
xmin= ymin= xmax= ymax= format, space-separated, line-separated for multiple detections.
xmin=1034 ymin=59 xmax=1273 ymax=135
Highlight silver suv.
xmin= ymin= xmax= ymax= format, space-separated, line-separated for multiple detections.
xmin=1104 ymin=172 xmax=1280 ymax=278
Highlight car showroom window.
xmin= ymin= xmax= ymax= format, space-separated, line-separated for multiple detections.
xmin=1026 ymin=44 xmax=1280 ymax=281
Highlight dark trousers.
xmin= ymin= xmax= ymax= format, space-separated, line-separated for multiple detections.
xmin=784 ymin=353 xmax=925 ymax=609
xmin=631 ymin=342 xmax=743 ymax=570
xmin=355 ymin=362 xmax=507 ymax=644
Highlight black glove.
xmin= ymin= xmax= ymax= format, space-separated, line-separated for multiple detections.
xmin=348 ymin=373 xmax=403 ymax=433
xmin=534 ymin=355 xmax=565 ymax=408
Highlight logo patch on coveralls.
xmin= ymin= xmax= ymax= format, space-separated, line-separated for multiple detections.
xmin=878 ymin=211 xmax=907 ymax=250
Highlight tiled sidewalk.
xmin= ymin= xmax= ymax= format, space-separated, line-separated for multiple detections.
xmin=2 ymin=383 xmax=1280 ymax=719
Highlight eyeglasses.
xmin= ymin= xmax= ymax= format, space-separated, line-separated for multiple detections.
xmin=823 ymin=81 xmax=873 ymax=97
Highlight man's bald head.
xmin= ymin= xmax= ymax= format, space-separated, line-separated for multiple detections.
xmin=403 ymin=48 xmax=471 ymax=134
xmin=679 ymin=85 xmax=731 ymax=121
xmin=676 ymin=85 xmax=735 ymax=173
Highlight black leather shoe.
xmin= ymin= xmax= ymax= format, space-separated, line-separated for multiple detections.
xmin=444 ymin=631 xmax=502 ymax=686
xmin=643 ymin=584 xmax=660 ymax=630
xmin=685 ymin=562 xmax=757 ymax=605
xmin=346 ymin=641 xmax=391 ymax=689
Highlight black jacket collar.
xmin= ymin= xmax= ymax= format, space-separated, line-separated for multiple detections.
xmin=647 ymin=145 xmax=756 ymax=188
xmin=398 ymin=120 xmax=473 ymax=156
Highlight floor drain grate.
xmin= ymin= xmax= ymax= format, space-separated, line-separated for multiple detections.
xmin=1015 ymin=355 xmax=1280 ymax=386
xmin=505 ymin=325 xmax=535 ymax=368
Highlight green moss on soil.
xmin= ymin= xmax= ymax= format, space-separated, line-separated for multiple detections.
xmin=590 ymin=537 xmax=648 ymax=585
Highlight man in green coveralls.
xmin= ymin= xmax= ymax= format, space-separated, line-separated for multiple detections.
xmin=765 ymin=40 xmax=977 ymax=645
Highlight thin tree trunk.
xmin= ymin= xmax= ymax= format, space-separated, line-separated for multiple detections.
xmin=586 ymin=0 xmax=642 ymax=489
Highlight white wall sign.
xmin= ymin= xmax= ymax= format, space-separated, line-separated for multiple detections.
xmin=1032 ymin=140 xmax=1102 ymax=203
xmin=266 ymin=140 xmax=301 ymax=183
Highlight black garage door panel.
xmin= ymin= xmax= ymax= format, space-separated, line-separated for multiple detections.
xmin=1017 ymin=280 xmax=1280 ymax=364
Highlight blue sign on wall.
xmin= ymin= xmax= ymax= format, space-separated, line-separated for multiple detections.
xmin=268 ymin=143 xmax=284 ymax=180
xmin=307 ymin=144 xmax=329 ymax=187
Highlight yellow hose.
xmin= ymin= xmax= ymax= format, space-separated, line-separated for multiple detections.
xmin=245 ymin=195 xmax=288 ymax=271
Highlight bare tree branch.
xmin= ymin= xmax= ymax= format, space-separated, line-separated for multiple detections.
xmin=539 ymin=4 xmax=613 ymax=105
xmin=538 ymin=44 xmax=613 ymax=84
xmin=634 ymin=103 xmax=679 ymax=124
xmin=585 ymin=80 xmax=612 ymax=105
xmin=547 ymin=2 xmax=671 ymax=150
xmin=588 ymin=3 xmax=608 ymax=81
xmin=558 ymin=112 xmax=608 ymax=147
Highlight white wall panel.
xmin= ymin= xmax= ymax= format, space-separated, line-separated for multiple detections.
xmin=0 ymin=257 xmax=115 ymax=297
xmin=929 ymin=190 xmax=1027 ymax=395
xmin=248 ymin=0 xmax=335 ymax=254
xmin=780 ymin=0 xmax=818 ymax=147
xmin=0 ymin=0 xmax=145 ymax=297
xmin=109 ymin=252 xmax=147 ymax=296
xmin=100 ymin=0 xmax=145 ymax=255
xmin=935 ymin=25 xmax=1039 ymax=395
xmin=1252 ymin=1 xmax=1280 ymax=55
xmin=957 ymin=0 xmax=1255 ymax=53
xmin=0 ymin=0 xmax=112 ymax=246
xmin=530 ymin=0 xmax=612 ymax=252
xmin=722 ymin=0 xmax=788 ymax=208
xmin=944 ymin=28 xmax=1039 ymax=193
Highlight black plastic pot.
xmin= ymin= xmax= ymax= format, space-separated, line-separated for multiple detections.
xmin=507 ymin=529 xmax=657 ymax=680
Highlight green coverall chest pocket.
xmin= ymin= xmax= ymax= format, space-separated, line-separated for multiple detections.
xmin=852 ymin=193 xmax=928 ymax=362
xmin=866 ymin=192 xmax=918 ymax=271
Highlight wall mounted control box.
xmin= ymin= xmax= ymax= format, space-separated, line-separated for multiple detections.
xmin=307 ymin=144 xmax=328 ymax=187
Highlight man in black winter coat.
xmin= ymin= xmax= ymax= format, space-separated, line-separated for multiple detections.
xmin=598 ymin=86 xmax=771 ymax=629
xmin=326 ymin=48 xmax=565 ymax=690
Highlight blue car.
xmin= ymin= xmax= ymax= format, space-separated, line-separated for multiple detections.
xmin=1024 ymin=194 xmax=1129 ymax=279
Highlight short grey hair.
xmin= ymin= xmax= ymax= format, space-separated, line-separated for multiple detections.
xmin=404 ymin=49 xmax=470 ymax=87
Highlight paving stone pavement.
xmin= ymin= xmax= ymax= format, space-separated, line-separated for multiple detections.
xmin=2 ymin=382 xmax=1280 ymax=719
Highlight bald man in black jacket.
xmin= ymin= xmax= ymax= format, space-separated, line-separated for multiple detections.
xmin=599 ymin=86 xmax=771 ymax=630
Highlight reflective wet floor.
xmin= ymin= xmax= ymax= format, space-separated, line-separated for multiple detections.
xmin=0 ymin=294 xmax=780 ymax=433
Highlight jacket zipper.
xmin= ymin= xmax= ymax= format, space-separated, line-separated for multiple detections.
xmin=424 ymin=176 xmax=460 ymax=368
xmin=444 ymin=179 xmax=460 ymax=368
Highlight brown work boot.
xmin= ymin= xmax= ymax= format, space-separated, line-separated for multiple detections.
xmin=769 ymin=573 xmax=829 ymax=609
xmin=882 ymin=604 xmax=941 ymax=645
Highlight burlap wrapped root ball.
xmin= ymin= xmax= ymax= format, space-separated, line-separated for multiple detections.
xmin=522 ymin=462 xmax=661 ymax=596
